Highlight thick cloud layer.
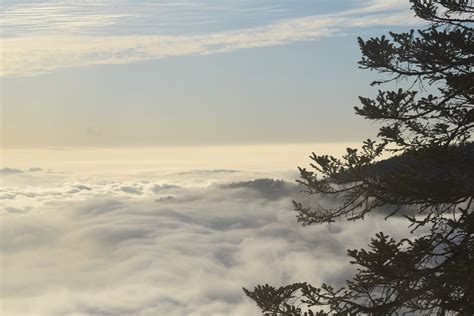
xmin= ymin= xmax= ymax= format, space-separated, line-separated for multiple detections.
xmin=1 ymin=168 xmax=413 ymax=315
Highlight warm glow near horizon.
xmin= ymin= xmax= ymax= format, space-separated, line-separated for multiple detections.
xmin=1 ymin=142 xmax=363 ymax=174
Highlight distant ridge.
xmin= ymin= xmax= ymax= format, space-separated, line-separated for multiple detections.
xmin=370 ymin=142 xmax=474 ymax=176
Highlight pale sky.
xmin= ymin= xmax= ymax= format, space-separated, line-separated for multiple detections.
xmin=1 ymin=0 xmax=420 ymax=147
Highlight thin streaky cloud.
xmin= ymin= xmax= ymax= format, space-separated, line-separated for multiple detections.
xmin=1 ymin=1 xmax=418 ymax=77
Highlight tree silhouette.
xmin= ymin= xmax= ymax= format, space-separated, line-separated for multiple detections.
xmin=244 ymin=1 xmax=473 ymax=314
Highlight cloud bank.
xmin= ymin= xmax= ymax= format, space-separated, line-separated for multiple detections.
xmin=1 ymin=167 xmax=415 ymax=315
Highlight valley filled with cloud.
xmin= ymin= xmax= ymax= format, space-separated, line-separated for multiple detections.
xmin=1 ymin=149 xmax=413 ymax=315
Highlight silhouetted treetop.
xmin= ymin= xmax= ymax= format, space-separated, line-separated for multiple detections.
xmin=244 ymin=1 xmax=473 ymax=315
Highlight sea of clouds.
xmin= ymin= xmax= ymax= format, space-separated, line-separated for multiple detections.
xmin=1 ymin=165 xmax=413 ymax=315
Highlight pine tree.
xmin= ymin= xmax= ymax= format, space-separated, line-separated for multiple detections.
xmin=244 ymin=1 xmax=473 ymax=314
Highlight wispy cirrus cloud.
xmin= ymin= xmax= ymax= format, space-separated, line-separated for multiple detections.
xmin=1 ymin=0 xmax=417 ymax=76
xmin=1 ymin=1 xmax=205 ymax=37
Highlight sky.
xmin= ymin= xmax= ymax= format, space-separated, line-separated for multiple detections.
xmin=0 ymin=0 xmax=421 ymax=147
